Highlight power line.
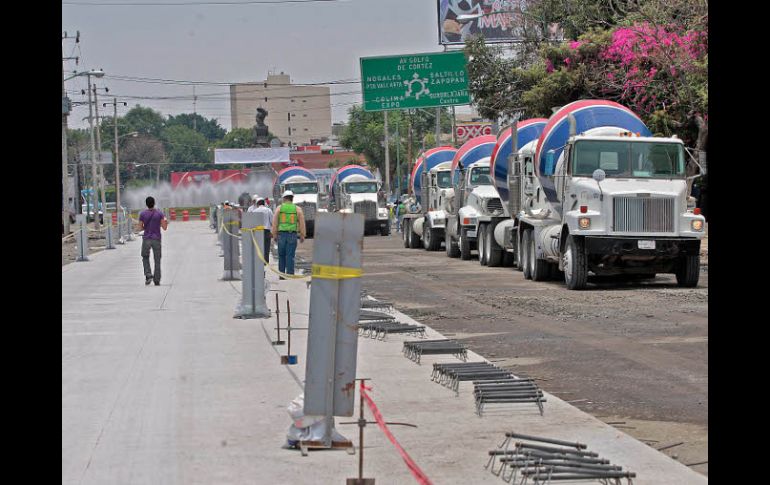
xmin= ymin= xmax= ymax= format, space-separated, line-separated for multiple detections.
xmin=105 ymin=74 xmax=359 ymax=86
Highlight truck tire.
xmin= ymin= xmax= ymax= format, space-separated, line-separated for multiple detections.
xmin=522 ymin=229 xmax=533 ymax=280
xmin=478 ymin=224 xmax=488 ymax=265
xmin=408 ymin=222 xmax=422 ymax=249
xmin=675 ymin=254 xmax=699 ymax=287
xmin=514 ymin=234 xmax=523 ymax=272
xmin=486 ymin=224 xmax=503 ymax=267
xmin=446 ymin=230 xmax=460 ymax=258
xmin=403 ymin=220 xmax=409 ymax=248
xmin=563 ymin=235 xmax=588 ymax=290
xmin=460 ymin=227 xmax=472 ymax=260
xmin=530 ymin=230 xmax=549 ymax=281
xmin=423 ymin=224 xmax=440 ymax=251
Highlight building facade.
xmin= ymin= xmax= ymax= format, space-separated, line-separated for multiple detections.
xmin=230 ymin=72 xmax=332 ymax=146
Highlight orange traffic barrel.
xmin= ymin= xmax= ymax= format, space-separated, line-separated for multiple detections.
xmin=182 ymin=210 xmax=189 ymax=222
xmin=170 ymin=208 xmax=177 ymax=221
xmin=200 ymin=208 xmax=207 ymax=221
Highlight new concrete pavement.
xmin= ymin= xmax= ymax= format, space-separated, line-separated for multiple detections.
xmin=62 ymin=221 xmax=707 ymax=484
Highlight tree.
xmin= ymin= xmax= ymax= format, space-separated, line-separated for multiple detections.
xmin=123 ymin=105 xmax=166 ymax=138
xmin=167 ymin=113 xmax=226 ymax=142
xmin=161 ymin=125 xmax=210 ymax=176
xmin=120 ymin=135 xmax=166 ymax=182
xmin=339 ymin=106 xmax=452 ymax=185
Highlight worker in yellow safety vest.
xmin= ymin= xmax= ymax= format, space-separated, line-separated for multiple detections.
xmin=271 ymin=190 xmax=306 ymax=277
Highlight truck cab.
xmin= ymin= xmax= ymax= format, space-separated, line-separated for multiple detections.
xmin=517 ymin=127 xmax=706 ymax=289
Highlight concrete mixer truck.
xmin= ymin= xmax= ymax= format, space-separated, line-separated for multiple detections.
xmin=401 ymin=146 xmax=457 ymax=250
xmin=329 ymin=164 xmax=390 ymax=236
xmin=442 ymin=135 xmax=501 ymax=261
xmin=498 ymin=100 xmax=706 ymax=289
xmin=273 ymin=166 xmax=324 ymax=238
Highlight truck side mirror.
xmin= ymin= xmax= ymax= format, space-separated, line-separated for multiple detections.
xmin=543 ymin=151 xmax=556 ymax=176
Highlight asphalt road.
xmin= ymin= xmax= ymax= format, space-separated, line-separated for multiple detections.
xmin=296 ymin=229 xmax=708 ymax=476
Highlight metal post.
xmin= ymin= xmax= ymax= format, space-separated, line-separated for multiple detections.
xmin=435 ymin=107 xmax=441 ymax=147
xmin=395 ymin=120 xmax=400 ymax=197
xmin=221 ymin=207 xmax=241 ymax=280
xmin=383 ymin=111 xmax=390 ymax=197
xmin=234 ymin=211 xmax=270 ymax=318
xmin=407 ymin=112 xmax=413 ymax=195
xmin=303 ymin=212 xmax=364 ymax=449
xmin=75 ymin=214 xmax=89 ymax=261
xmin=104 ymin=212 xmax=115 ymax=249
xmin=62 ymin=44 xmax=70 ymax=236
xmin=86 ymin=75 xmax=100 ymax=231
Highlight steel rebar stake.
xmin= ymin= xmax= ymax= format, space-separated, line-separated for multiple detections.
xmin=273 ymin=293 xmax=285 ymax=345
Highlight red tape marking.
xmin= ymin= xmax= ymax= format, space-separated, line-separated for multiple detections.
xmin=360 ymin=381 xmax=433 ymax=485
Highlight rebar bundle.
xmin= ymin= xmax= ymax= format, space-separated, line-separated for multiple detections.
xmin=402 ymin=339 xmax=468 ymax=364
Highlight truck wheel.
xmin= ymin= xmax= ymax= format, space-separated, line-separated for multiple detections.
xmin=478 ymin=224 xmax=488 ymax=265
xmin=446 ymin=230 xmax=460 ymax=258
xmin=403 ymin=220 xmax=409 ymax=248
xmin=428 ymin=229 xmax=441 ymax=250
xmin=460 ymin=227 xmax=472 ymax=260
xmin=522 ymin=229 xmax=533 ymax=279
xmin=563 ymin=235 xmax=588 ymax=290
xmin=408 ymin=222 xmax=422 ymax=249
xmin=422 ymin=225 xmax=431 ymax=250
xmin=486 ymin=224 xmax=503 ymax=267
xmin=530 ymin=230 xmax=549 ymax=281
xmin=675 ymin=254 xmax=699 ymax=287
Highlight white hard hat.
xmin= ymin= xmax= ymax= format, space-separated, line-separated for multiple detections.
xmin=256 ymin=197 xmax=265 ymax=203
xmin=252 ymin=194 xmax=259 ymax=200
xmin=282 ymin=190 xmax=294 ymax=197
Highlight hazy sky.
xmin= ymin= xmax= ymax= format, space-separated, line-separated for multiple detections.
xmin=63 ymin=0 xmax=471 ymax=131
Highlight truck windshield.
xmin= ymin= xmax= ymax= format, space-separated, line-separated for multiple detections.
xmin=437 ymin=171 xmax=452 ymax=188
xmin=345 ymin=181 xmax=378 ymax=193
xmin=573 ymin=140 xmax=685 ymax=178
xmin=470 ymin=166 xmax=492 ymax=185
xmin=287 ymin=182 xmax=318 ymax=194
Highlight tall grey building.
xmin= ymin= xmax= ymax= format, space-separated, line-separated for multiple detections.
xmin=230 ymin=72 xmax=332 ymax=146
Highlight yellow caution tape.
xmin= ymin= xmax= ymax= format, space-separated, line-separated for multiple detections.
xmin=311 ymin=264 xmax=362 ymax=280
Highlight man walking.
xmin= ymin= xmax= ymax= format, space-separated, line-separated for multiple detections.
xmin=271 ymin=190 xmax=305 ymax=277
xmin=249 ymin=196 xmax=274 ymax=263
xmin=138 ymin=196 xmax=168 ymax=286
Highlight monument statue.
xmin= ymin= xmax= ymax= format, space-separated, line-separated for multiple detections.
xmin=254 ymin=107 xmax=269 ymax=146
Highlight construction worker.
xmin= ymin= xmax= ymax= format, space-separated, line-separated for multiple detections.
xmin=271 ymin=190 xmax=306 ymax=277
xmin=250 ymin=196 xmax=274 ymax=263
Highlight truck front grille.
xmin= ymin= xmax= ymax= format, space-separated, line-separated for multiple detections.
xmin=298 ymin=202 xmax=316 ymax=221
xmin=613 ymin=196 xmax=675 ymax=233
xmin=354 ymin=201 xmax=378 ymax=220
xmin=485 ymin=198 xmax=503 ymax=213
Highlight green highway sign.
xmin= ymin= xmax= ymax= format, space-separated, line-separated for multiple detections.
xmin=360 ymin=51 xmax=470 ymax=112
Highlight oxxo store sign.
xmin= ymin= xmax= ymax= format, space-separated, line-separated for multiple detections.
xmin=360 ymin=51 xmax=470 ymax=112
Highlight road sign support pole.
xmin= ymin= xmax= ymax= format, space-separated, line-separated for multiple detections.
xmin=435 ymin=107 xmax=441 ymax=147
xmin=384 ymin=111 xmax=390 ymax=196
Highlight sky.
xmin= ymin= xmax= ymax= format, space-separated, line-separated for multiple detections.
xmin=62 ymin=0 xmax=473 ymax=132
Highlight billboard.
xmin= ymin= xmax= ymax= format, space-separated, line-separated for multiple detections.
xmin=438 ymin=0 xmax=563 ymax=45
xmin=360 ymin=51 xmax=470 ymax=111
xmin=455 ymin=122 xmax=494 ymax=143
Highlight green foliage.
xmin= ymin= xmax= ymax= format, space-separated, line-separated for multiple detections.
xmin=123 ymin=106 xmax=166 ymax=138
xmin=167 ymin=113 xmax=226 ymax=142
xmin=161 ymin=125 xmax=210 ymax=174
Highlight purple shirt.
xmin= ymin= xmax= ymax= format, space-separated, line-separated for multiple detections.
xmin=139 ymin=208 xmax=165 ymax=240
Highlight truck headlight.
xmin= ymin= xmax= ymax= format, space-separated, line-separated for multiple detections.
xmin=691 ymin=220 xmax=704 ymax=231
xmin=578 ymin=217 xmax=591 ymax=229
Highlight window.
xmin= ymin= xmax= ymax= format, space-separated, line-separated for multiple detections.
xmin=470 ymin=166 xmax=492 ymax=185
xmin=572 ymin=140 xmax=685 ymax=178
xmin=437 ymin=171 xmax=452 ymax=188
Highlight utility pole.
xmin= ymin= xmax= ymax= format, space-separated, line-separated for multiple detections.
xmin=407 ymin=110 xmax=413 ymax=195
xmin=93 ymin=85 xmax=108 ymax=221
xmin=106 ymin=98 xmax=128 ymax=215
xmin=86 ymin=75 xmax=100 ymax=230
xmin=62 ymin=31 xmax=79 ymax=234
xmin=395 ymin=118 xmax=401 ymax=197
xmin=383 ymin=111 xmax=390 ymax=196
xmin=193 ymin=85 xmax=197 ymax=131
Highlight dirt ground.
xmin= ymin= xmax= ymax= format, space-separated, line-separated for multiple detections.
xmin=62 ymin=228 xmax=116 ymax=266
xmin=297 ymin=228 xmax=708 ymax=476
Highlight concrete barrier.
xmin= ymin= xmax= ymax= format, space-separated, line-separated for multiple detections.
xmin=75 ymin=214 xmax=89 ymax=262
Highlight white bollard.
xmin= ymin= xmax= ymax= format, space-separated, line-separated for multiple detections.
xmin=104 ymin=212 xmax=115 ymax=250
xmin=221 ymin=207 xmax=241 ymax=280
xmin=234 ymin=212 xmax=270 ymax=318
xmin=75 ymin=214 xmax=89 ymax=262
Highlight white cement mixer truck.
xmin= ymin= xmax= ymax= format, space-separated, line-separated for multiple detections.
xmin=495 ymin=101 xmax=706 ymax=289
xmin=329 ymin=165 xmax=390 ymax=236
xmin=273 ymin=166 xmax=324 ymax=238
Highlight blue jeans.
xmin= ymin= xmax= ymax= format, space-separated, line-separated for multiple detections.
xmin=277 ymin=231 xmax=298 ymax=275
